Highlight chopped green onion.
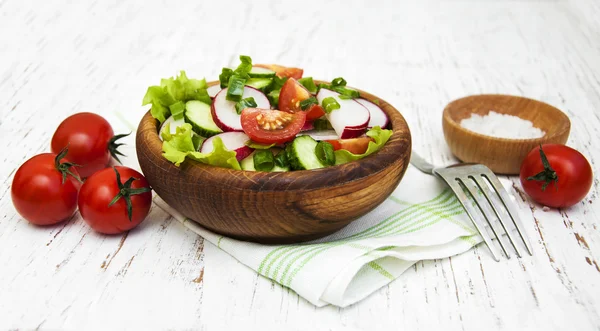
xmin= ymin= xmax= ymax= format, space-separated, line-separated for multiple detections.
xmin=313 ymin=118 xmax=332 ymax=130
xmin=315 ymin=141 xmax=335 ymax=166
xmin=266 ymin=76 xmax=288 ymax=93
xmin=274 ymin=151 xmax=288 ymax=168
xmin=298 ymin=77 xmax=317 ymax=93
xmin=219 ymin=68 xmax=233 ymax=88
xmin=235 ymin=97 xmax=257 ymax=115
xmin=234 ymin=55 xmax=253 ymax=76
xmin=321 ymin=97 xmax=341 ymax=114
xmin=372 ymin=99 xmax=380 ymax=105
xmin=333 ymin=86 xmax=360 ymax=99
xmin=267 ymin=90 xmax=280 ymax=105
xmin=169 ymin=101 xmax=186 ymax=120
xmin=299 ymin=97 xmax=318 ymax=111
xmin=226 ymin=75 xmax=246 ymax=102
xmin=331 ymin=77 xmax=347 ymax=87
xmin=253 ymin=150 xmax=274 ymax=171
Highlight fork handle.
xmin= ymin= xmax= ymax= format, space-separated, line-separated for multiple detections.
xmin=410 ymin=151 xmax=435 ymax=175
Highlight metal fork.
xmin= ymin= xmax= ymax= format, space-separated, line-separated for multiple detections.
xmin=410 ymin=151 xmax=533 ymax=261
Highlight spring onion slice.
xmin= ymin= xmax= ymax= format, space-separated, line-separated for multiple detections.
xmin=253 ymin=150 xmax=275 ymax=171
xmin=315 ymin=141 xmax=335 ymax=166
xmin=226 ymin=75 xmax=246 ymax=102
xmin=219 ymin=68 xmax=233 ymax=88
xmin=267 ymin=90 xmax=280 ymax=106
xmin=321 ymin=97 xmax=341 ymax=114
xmin=331 ymin=77 xmax=347 ymax=87
xmin=235 ymin=97 xmax=257 ymax=114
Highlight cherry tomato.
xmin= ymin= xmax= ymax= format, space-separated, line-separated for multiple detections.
xmin=241 ymin=108 xmax=306 ymax=144
xmin=51 ymin=112 xmax=128 ymax=178
xmin=520 ymin=144 xmax=593 ymax=208
xmin=11 ymin=148 xmax=82 ymax=225
xmin=278 ymin=78 xmax=325 ymax=121
xmin=325 ymin=137 xmax=374 ymax=154
xmin=78 ymin=166 xmax=152 ymax=234
xmin=255 ymin=64 xmax=303 ymax=79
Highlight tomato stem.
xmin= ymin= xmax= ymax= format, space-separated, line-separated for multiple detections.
xmin=526 ymin=145 xmax=558 ymax=191
xmin=107 ymin=167 xmax=151 ymax=221
xmin=54 ymin=146 xmax=83 ymax=184
xmin=108 ymin=133 xmax=131 ymax=164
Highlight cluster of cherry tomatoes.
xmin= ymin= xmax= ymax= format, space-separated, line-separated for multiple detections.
xmin=11 ymin=112 xmax=152 ymax=234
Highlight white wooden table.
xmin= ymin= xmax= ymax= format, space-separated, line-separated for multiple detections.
xmin=1 ymin=0 xmax=599 ymax=329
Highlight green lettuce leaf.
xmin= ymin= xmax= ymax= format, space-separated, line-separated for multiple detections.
xmin=142 ymin=71 xmax=210 ymax=123
xmin=334 ymin=127 xmax=393 ymax=165
xmin=162 ymin=123 xmax=240 ymax=169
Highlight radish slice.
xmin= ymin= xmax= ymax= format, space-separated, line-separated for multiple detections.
xmin=207 ymin=85 xmax=221 ymax=98
xmin=316 ymin=88 xmax=369 ymax=139
xmin=297 ymin=129 xmax=340 ymax=141
xmin=200 ymin=131 xmax=254 ymax=161
xmin=356 ymin=98 xmax=389 ymax=128
xmin=211 ymin=87 xmax=270 ymax=132
xmin=158 ymin=116 xmax=186 ymax=139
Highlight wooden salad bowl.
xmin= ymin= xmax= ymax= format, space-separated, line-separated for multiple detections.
xmin=443 ymin=94 xmax=570 ymax=175
xmin=136 ymin=81 xmax=411 ymax=244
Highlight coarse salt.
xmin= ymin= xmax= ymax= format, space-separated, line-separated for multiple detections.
xmin=460 ymin=111 xmax=545 ymax=139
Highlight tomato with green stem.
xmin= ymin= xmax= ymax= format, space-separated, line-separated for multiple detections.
xmin=520 ymin=144 xmax=593 ymax=208
xmin=11 ymin=147 xmax=83 ymax=225
xmin=78 ymin=166 xmax=152 ymax=234
xmin=51 ymin=112 xmax=129 ymax=178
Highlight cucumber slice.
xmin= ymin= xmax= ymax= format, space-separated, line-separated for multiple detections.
xmin=245 ymin=78 xmax=273 ymax=91
xmin=248 ymin=66 xmax=276 ymax=78
xmin=285 ymin=135 xmax=325 ymax=170
xmin=184 ymin=100 xmax=222 ymax=137
xmin=241 ymin=151 xmax=289 ymax=172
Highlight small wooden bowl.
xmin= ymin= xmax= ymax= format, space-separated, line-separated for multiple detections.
xmin=136 ymin=81 xmax=411 ymax=244
xmin=442 ymin=94 xmax=570 ymax=174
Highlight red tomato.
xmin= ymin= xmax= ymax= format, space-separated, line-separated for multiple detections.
xmin=325 ymin=137 xmax=373 ymax=154
xmin=520 ymin=144 xmax=593 ymax=208
xmin=255 ymin=64 xmax=303 ymax=79
xmin=78 ymin=166 xmax=152 ymax=234
xmin=11 ymin=148 xmax=82 ymax=225
xmin=51 ymin=112 xmax=127 ymax=178
xmin=278 ymin=78 xmax=325 ymax=120
xmin=305 ymin=105 xmax=326 ymax=121
xmin=241 ymin=108 xmax=306 ymax=144
xmin=279 ymin=78 xmax=311 ymax=113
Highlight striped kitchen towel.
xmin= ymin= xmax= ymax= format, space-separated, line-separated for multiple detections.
xmin=112 ymin=110 xmax=484 ymax=308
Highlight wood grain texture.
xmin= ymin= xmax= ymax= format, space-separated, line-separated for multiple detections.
xmin=443 ymin=95 xmax=570 ymax=174
xmin=136 ymin=82 xmax=411 ymax=243
xmin=1 ymin=0 xmax=599 ymax=330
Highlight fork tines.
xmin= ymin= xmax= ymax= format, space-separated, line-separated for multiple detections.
xmin=434 ymin=165 xmax=533 ymax=261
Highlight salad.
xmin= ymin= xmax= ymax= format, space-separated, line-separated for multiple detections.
xmin=142 ymin=56 xmax=393 ymax=172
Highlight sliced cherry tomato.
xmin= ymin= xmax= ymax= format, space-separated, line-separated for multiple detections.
xmin=78 ymin=166 xmax=152 ymax=234
xmin=305 ymin=105 xmax=326 ymax=121
xmin=51 ymin=112 xmax=128 ymax=178
xmin=520 ymin=144 xmax=592 ymax=208
xmin=255 ymin=64 xmax=303 ymax=79
xmin=241 ymin=108 xmax=306 ymax=144
xmin=11 ymin=147 xmax=82 ymax=225
xmin=325 ymin=137 xmax=374 ymax=155
xmin=279 ymin=78 xmax=311 ymax=113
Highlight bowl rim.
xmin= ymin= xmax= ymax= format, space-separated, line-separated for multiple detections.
xmin=137 ymin=80 xmax=412 ymax=192
xmin=443 ymin=94 xmax=571 ymax=144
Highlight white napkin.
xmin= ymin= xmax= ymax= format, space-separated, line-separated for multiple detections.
xmin=153 ymin=166 xmax=483 ymax=307
xmin=111 ymin=110 xmax=483 ymax=308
